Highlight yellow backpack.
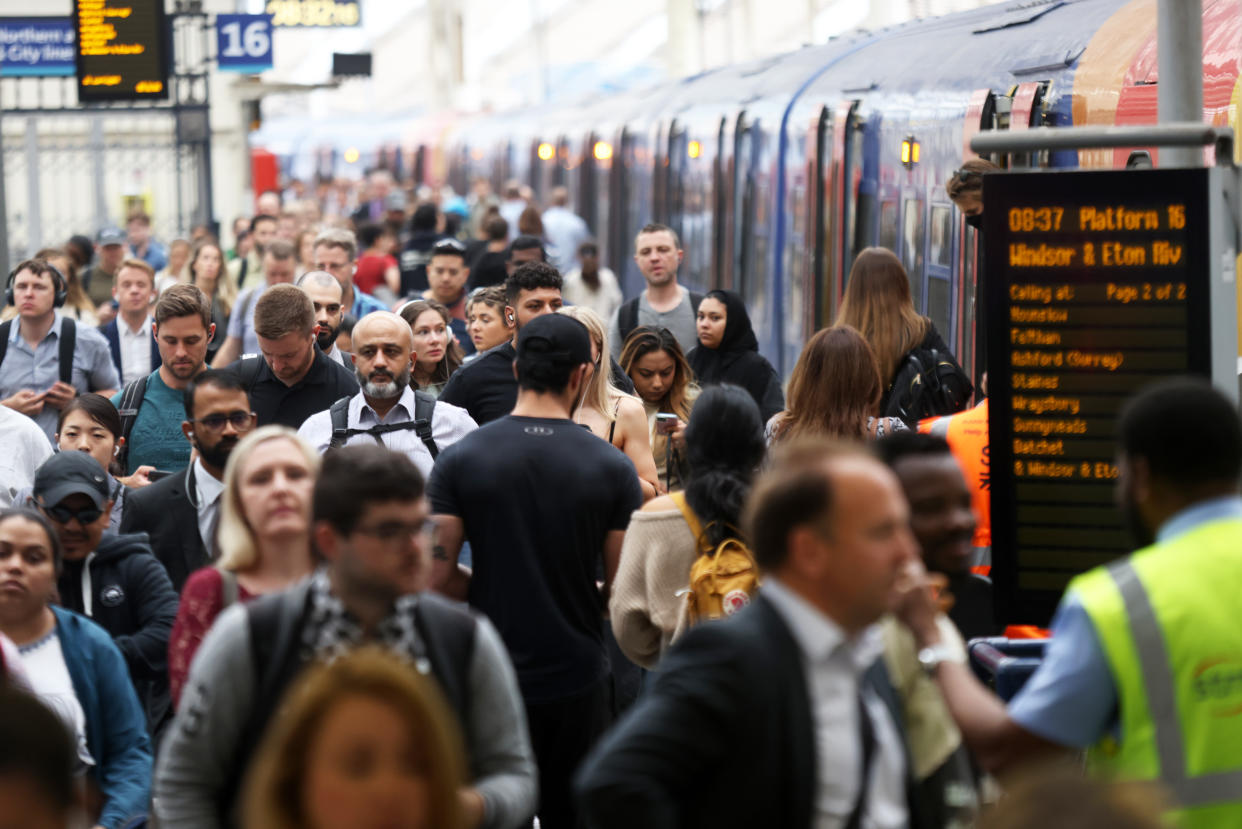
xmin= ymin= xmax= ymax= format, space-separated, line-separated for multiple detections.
xmin=670 ymin=492 xmax=760 ymax=625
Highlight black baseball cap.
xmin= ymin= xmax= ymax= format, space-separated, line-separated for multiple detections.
xmin=96 ymin=227 xmax=125 ymax=246
xmin=32 ymin=452 xmax=111 ymax=510
xmin=516 ymin=313 xmax=591 ymax=366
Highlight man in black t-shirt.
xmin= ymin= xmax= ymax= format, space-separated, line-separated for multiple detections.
xmin=224 ymin=284 xmax=359 ymax=428
xmin=429 ymin=313 xmax=642 ymax=829
xmin=439 ymin=260 xmax=563 ymax=425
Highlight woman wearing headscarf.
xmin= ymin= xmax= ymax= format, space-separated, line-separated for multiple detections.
xmin=687 ymin=290 xmax=784 ymax=421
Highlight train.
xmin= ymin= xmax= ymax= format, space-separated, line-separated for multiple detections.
xmin=257 ymin=0 xmax=1242 ymax=379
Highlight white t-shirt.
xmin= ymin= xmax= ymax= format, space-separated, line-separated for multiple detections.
xmin=0 ymin=405 xmax=54 ymax=507
xmin=19 ymin=627 xmax=95 ymax=772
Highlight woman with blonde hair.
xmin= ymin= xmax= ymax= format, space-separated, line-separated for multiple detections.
xmin=166 ymin=425 xmax=319 ymax=708
xmin=242 ymin=647 xmax=467 ymax=829
xmin=835 ymin=247 xmax=965 ymax=420
xmin=767 ymin=325 xmax=906 ymax=445
xmin=559 ymin=305 xmax=659 ymax=501
xmin=399 ymin=298 xmax=466 ymax=397
xmin=619 ymin=326 xmax=699 ymax=492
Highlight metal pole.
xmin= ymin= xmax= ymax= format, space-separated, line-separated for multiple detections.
xmin=0 ymin=108 xmax=10 ymax=273
xmin=1158 ymin=0 xmax=1204 ymax=167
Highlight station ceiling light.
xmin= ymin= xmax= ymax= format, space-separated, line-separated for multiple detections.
xmin=343 ymin=147 xmax=360 ymax=164
xmin=901 ymin=135 xmax=920 ymax=168
xmin=537 ymin=142 xmax=555 ymax=161
xmin=688 ymin=140 xmax=702 ymax=159
xmin=593 ymin=141 xmax=613 ymax=161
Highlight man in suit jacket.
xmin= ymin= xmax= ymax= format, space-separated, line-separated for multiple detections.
xmin=99 ymin=258 xmax=161 ymax=385
xmin=576 ymin=439 xmax=934 ymax=829
xmin=120 ymin=370 xmax=256 ymax=592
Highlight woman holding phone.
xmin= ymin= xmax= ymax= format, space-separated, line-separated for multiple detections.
xmin=619 ymin=326 xmax=698 ymax=493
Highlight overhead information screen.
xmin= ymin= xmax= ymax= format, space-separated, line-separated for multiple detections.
xmin=74 ymin=0 xmax=169 ymax=102
xmin=984 ymin=168 xmax=1218 ymax=626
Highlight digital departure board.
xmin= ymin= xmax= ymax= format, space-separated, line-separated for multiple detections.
xmin=984 ymin=168 xmax=1235 ymax=625
xmin=74 ymin=0 xmax=169 ymax=102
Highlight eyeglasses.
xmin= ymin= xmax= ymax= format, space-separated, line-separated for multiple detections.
xmin=352 ymin=518 xmax=438 ymax=546
xmin=189 ymin=411 xmax=255 ymax=432
xmin=42 ymin=503 xmax=104 ymax=526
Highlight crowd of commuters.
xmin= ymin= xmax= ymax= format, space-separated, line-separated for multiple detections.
xmin=1 ymin=169 xmax=1238 ymax=829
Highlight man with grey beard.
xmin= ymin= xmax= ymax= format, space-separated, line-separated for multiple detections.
xmin=297 ymin=311 xmax=477 ymax=476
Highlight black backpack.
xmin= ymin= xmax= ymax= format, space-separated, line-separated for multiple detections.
xmin=114 ymin=374 xmax=150 ymax=474
xmin=883 ymin=346 xmax=973 ymax=427
xmin=617 ymin=290 xmax=705 ymax=347
xmin=0 ymin=318 xmax=76 ymax=384
xmin=326 ymin=391 xmax=439 ymax=458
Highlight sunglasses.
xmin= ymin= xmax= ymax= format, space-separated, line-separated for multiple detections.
xmin=188 ymin=411 xmax=255 ymax=432
xmin=43 ymin=503 xmax=104 ymax=526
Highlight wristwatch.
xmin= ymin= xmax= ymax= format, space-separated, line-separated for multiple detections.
xmin=917 ymin=644 xmax=958 ymax=676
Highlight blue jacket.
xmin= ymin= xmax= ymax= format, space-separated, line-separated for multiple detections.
xmin=99 ymin=318 xmax=162 ymax=382
xmin=53 ymin=606 xmax=153 ymax=829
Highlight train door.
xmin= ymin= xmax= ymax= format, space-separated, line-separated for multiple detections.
xmin=732 ymin=112 xmax=758 ymax=300
xmin=837 ymin=101 xmax=866 ymax=285
xmin=811 ymin=106 xmax=833 ymax=329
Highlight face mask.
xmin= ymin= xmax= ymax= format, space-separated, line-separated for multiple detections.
xmin=965 ymin=214 xmax=984 ymax=231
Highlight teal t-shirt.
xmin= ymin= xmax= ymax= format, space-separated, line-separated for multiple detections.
xmin=110 ymin=370 xmax=191 ymax=473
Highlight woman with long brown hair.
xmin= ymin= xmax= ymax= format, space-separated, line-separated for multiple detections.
xmin=559 ymin=305 xmax=660 ymax=501
xmin=767 ymin=325 xmax=905 ymax=446
xmin=619 ymin=326 xmax=699 ymax=493
xmin=399 ymin=299 xmax=465 ymax=397
xmin=835 ymin=247 xmax=964 ymax=419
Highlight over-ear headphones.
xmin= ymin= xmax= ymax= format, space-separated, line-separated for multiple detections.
xmin=6 ymin=259 xmax=68 ymax=309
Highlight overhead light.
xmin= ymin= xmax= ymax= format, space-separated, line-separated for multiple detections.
xmin=688 ymin=140 xmax=702 ymax=159
xmin=537 ymin=142 xmax=555 ymax=161
xmin=344 ymin=147 xmax=360 ymax=164
xmin=593 ymin=141 xmax=613 ymax=161
xmin=901 ymin=135 xmax=920 ymax=168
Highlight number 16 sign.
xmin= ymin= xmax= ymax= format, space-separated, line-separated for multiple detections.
xmin=216 ymin=14 xmax=274 ymax=74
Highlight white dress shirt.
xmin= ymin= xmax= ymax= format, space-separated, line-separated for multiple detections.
xmin=0 ymin=405 xmax=53 ymax=507
xmin=762 ymin=578 xmax=909 ymax=829
xmin=297 ymin=385 xmax=477 ymax=478
xmin=192 ymin=458 xmax=225 ymax=559
xmin=118 ymin=314 xmax=153 ymax=385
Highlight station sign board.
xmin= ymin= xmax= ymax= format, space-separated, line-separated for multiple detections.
xmin=984 ymin=167 xmax=1236 ymax=625
xmin=216 ymin=14 xmax=273 ymax=74
xmin=265 ymin=0 xmax=361 ymax=28
xmin=0 ymin=18 xmax=75 ymax=77
xmin=74 ymin=0 xmax=169 ymax=102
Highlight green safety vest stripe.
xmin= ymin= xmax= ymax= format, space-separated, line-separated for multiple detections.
xmin=1105 ymin=559 xmax=1242 ymax=808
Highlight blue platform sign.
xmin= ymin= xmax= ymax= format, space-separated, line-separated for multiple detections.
xmin=216 ymin=14 xmax=273 ymax=74
xmin=0 ymin=18 xmax=75 ymax=77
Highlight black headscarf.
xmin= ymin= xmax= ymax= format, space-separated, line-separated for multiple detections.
xmin=688 ymin=290 xmax=784 ymax=420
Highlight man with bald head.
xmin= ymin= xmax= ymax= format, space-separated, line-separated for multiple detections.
xmin=296 ymin=270 xmax=349 ymax=368
xmin=298 ymin=311 xmax=477 ymax=476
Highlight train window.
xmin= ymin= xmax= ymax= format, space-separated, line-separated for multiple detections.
xmin=927 ymin=276 xmax=952 ymax=344
xmin=878 ymin=200 xmax=898 ymax=251
xmin=960 ymin=223 xmax=978 ymax=380
xmin=930 ymin=205 xmax=952 ymax=267
xmin=901 ymin=197 xmax=925 ymax=310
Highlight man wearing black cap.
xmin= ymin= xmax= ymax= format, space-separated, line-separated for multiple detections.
xmin=32 ymin=451 xmax=180 ymax=738
xmin=87 ymin=227 xmax=128 ymax=325
xmin=429 ymin=312 xmax=643 ymax=829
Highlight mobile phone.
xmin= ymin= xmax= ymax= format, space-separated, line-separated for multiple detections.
xmin=147 ymin=470 xmax=173 ymax=481
xmin=655 ymin=413 xmax=679 ymax=434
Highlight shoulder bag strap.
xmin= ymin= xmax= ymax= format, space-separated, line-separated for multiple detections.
xmin=0 ymin=320 xmax=10 ymax=368
xmin=412 ymin=391 xmax=439 ymax=459
xmin=670 ymin=491 xmax=708 ymax=554
xmin=618 ymin=297 xmax=639 ymax=344
xmin=57 ymin=318 xmax=75 ymax=385
xmin=218 ymin=567 xmax=239 ymax=610
xmin=115 ymin=375 xmax=149 ymax=472
xmin=327 ymin=397 xmax=352 ymax=449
